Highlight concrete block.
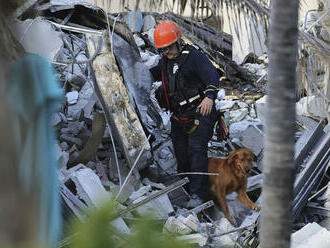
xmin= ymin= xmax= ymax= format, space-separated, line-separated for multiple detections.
xmin=129 ymin=185 xmax=152 ymax=202
xmin=133 ymin=192 xmax=174 ymax=219
xmin=68 ymin=121 xmax=85 ymax=135
xmin=295 ymin=129 xmax=313 ymax=158
xmin=125 ymin=9 xmax=143 ymax=32
xmin=177 ymin=233 xmax=207 ymax=246
xmin=57 ymin=151 xmax=70 ymax=169
xmin=58 ymin=112 xmax=67 ymax=123
xmin=66 ymin=91 xmax=79 ymax=105
xmin=142 ymin=15 xmax=156 ymax=32
xmin=60 ymin=134 xmax=83 ymax=147
xmin=66 ymin=73 xmax=86 ymax=89
xmin=133 ymin=34 xmax=145 ymax=47
xmin=291 ymin=222 xmax=330 ymax=248
xmin=142 ymin=178 xmax=166 ymax=190
xmin=177 ymin=214 xmax=199 ymax=232
xmin=296 ymin=96 xmax=327 ymax=119
xmin=111 ymin=217 xmax=131 ymax=235
xmin=11 ymin=17 xmax=63 ymax=61
xmin=247 ymin=174 xmax=263 ymax=192
xmin=240 ymin=125 xmax=264 ymax=156
xmin=163 ymin=216 xmax=193 ymax=235
xmin=296 ymin=115 xmax=318 ymax=130
xmin=230 ymin=108 xmax=249 ymax=122
xmin=51 ymin=113 xmax=62 ymax=126
xmin=60 ymin=142 xmax=69 ymax=151
xmin=255 ymin=95 xmax=267 ymax=122
xmin=153 ymin=141 xmax=177 ymax=172
xmin=71 ymin=167 xmax=112 ymax=208
xmin=67 ymin=101 xmax=86 ymax=120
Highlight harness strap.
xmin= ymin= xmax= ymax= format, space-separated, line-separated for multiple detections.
xmin=161 ymin=70 xmax=170 ymax=109
xmin=172 ymin=115 xmax=193 ymax=123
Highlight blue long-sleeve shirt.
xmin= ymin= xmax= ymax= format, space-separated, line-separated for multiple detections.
xmin=150 ymin=46 xmax=220 ymax=99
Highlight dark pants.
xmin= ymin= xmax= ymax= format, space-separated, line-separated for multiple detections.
xmin=170 ymin=106 xmax=219 ymax=199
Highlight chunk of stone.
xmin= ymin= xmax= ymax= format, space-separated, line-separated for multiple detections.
xmin=60 ymin=134 xmax=83 ymax=147
xmin=129 ymin=185 xmax=152 ymax=202
xmin=177 ymin=214 xmax=199 ymax=232
xmin=291 ymin=222 xmax=330 ymax=248
xmin=70 ymin=167 xmax=111 ymax=208
xmin=133 ymin=192 xmax=174 ymax=218
xmin=11 ymin=17 xmax=62 ymax=61
xmin=125 ymin=9 xmax=143 ymax=32
xmin=177 ymin=233 xmax=207 ymax=246
xmin=60 ymin=142 xmax=69 ymax=151
xmin=142 ymin=178 xmax=166 ymax=190
xmin=142 ymin=15 xmax=156 ymax=32
xmin=66 ymin=91 xmax=79 ymax=105
xmin=163 ymin=216 xmax=193 ymax=235
xmin=296 ymin=96 xmax=327 ymax=119
xmin=255 ymin=95 xmax=267 ymax=122
xmin=240 ymin=125 xmax=264 ymax=156
xmin=57 ymin=151 xmax=69 ymax=169
xmin=230 ymin=108 xmax=249 ymax=122
xmin=51 ymin=113 xmax=62 ymax=126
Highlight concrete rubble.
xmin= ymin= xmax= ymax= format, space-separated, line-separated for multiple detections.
xmin=11 ymin=0 xmax=330 ymax=247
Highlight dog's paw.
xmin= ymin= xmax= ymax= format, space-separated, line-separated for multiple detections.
xmin=251 ymin=204 xmax=260 ymax=211
xmin=227 ymin=217 xmax=236 ymax=225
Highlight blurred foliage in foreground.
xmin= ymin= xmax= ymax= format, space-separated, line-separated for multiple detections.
xmin=66 ymin=201 xmax=190 ymax=248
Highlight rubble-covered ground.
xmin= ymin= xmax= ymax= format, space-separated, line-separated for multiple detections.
xmin=11 ymin=0 xmax=330 ymax=247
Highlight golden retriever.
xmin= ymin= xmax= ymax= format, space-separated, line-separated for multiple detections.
xmin=208 ymin=148 xmax=260 ymax=224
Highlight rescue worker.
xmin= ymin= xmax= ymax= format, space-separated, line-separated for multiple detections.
xmin=150 ymin=20 xmax=220 ymax=208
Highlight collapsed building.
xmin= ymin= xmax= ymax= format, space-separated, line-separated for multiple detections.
xmin=8 ymin=0 xmax=330 ymax=247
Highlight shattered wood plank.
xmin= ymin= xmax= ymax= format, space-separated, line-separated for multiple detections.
xmin=86 ymin=32 xmax=151 ymax=169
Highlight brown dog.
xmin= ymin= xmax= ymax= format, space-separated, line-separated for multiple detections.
xmin=208 ymin=148 xmax=260 ymax=224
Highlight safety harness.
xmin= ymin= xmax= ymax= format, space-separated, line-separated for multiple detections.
xmin=160 ymin=45 xmax=204 ymax=128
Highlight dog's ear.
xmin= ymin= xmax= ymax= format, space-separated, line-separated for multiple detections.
xmin=228 ymin=150 xmax=238 ymax=164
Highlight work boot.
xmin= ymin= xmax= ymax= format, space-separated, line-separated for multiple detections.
xmin=186 ymin=194 xmax=203 ymax=209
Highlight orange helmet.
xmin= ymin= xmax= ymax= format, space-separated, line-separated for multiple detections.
xmin=154 ymin=20 xmax=181 ymax=48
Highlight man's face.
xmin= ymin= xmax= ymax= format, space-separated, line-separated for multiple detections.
xmin=159 ymin=42 xmax=179 ymax=60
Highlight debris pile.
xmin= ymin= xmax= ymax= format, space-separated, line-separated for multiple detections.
xmin=11 ymin=0 xmax=330 ymax=247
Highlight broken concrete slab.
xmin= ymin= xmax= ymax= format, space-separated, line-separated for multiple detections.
xmin=70 ymin=167 xmax=112 ymax=207
xmin=152 ymin=139 xmax=177 ymax=172
xmin=57 ymin=150 xmax=70 ymax=169
xmin=240 ymin=124 xmax=264 ymax=156
xmin=66 ymin=91 xmax=79 ymax=105
xmin=177 ymin=233 xmax=208 ymax=247
xmin=291 ymin=222 xmax=330 ymax=248
xmin=11 ymin=17 xmax=63 ymax=61
xmin=142 ymin=15 xmax=156 ymax=32
xmin=129 ymin=185 xmax=152 ymax=202
xmin=142 ymin=178 xmax=166 ymax=190
xmin=86 ymin=33 xmax=151 ymax=170
xmin=125 ymin=9 xmax=143 ymax=33
xmin=132 ymin=192 xmax=174 ymax=219
xmin=60 ymin=134 xmax=83 ymax=147
xmin=247 ymin=174 xmax=263 ymax=192
xmin=230 ymin=11 xmax=267 ymax=65
xmin=163 ymin=216 xmax=194 ymax=235
xmin=296 ymin=115 xmax=319 ymax=130
xmin=177 ymin=214 xmax=199 ymax=232
xmin=255 ymin=95 xmax=267 ymax=122
xmin=296 ymin=95 xmax=328 ymax=120
xmin=230 ymin=108 xmax=249 ymax=122
xmin=51 ymin=112 xmax=62 ymax=126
